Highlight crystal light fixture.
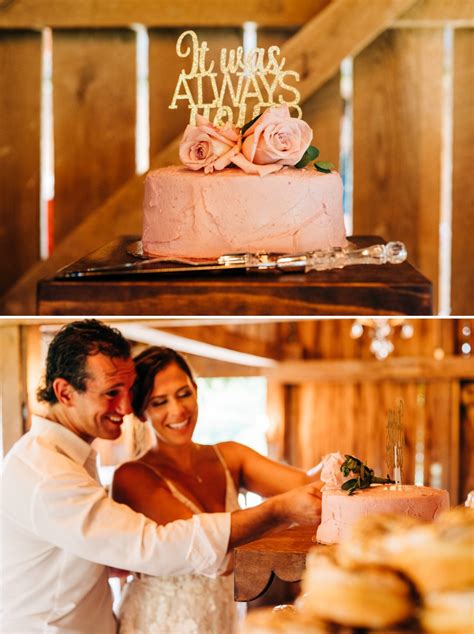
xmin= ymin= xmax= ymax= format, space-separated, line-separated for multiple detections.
xmin=350 ymin=319 xmax=414 ymax=360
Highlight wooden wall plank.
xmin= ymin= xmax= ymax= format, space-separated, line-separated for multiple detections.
xmin=0 ymin=325 xmax=24 ymax=454
xmin=52 ymin=28 xmax=135 ymax=244
xmin=266 ymin=380 xmax=286 ymax=461
xmin=296 ymin=377 xmax=461 ymax=501
xmin=0 ymin=0 xmax=330 ymax=29
xmin=353 ymin=29 xmax=444 ymax=311
xmin=0 ymin=31 xmax=41 ymax=296
xmin=299 ymin=75 xmax=342 ymax=170
xmin=452 ymin=29 xmax=474 ymax=315
xmin=460 ymin=381 xmax=474 ymax=502
xmin=423 ymin=381 xmax=457 ymax=498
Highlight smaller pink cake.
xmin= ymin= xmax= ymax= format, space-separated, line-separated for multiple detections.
xmin=316 ymin=484 xmax=450 ymax=545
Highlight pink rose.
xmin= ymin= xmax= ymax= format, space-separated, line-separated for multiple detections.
xmin=179 ymin=115 xmax=240 ymax=174
xmin=320 ymin=452 xmax=351 ymax=490
xmin=241 ymin=104 xmax=313 ymax=167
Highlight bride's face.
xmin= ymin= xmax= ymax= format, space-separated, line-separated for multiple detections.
xmin=145 ymin=362 xmax=198 ymax=447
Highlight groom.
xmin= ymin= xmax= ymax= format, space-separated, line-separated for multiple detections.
xmin=1 ymin=319 xmax=322 ymax=634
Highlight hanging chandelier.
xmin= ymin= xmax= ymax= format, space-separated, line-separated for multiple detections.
xmin=350 ymin=318 xmax=414 ymax=360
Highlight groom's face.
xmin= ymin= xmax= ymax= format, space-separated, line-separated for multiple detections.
xmin=67 ymin=353 xmax=136 ymax=443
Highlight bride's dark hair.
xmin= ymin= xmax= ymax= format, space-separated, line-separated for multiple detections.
xmin=132 ymin=347 xmax=196 ymax=418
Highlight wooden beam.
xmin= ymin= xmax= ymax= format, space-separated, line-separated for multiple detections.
xmin=2 ymin=0 xmax=471 ymax=29
xmin=179 ymin=356 xmax=266 ymax=378
xmin=397 ymin=0 xmax=474 ymax=25
xmin=0 ymin=0 xmax=329 ymax=29
xmin=116 ymin=324 xmax=278 ymax=367
xmin=264 ymin=356 xmax=474 ymax=382
xmin=280 ymin=0 xmax=419 ymax=102
xmin=159 ymin=325 xmax=280 ymax=361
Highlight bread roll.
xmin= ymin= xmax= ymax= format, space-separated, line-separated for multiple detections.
xmin=301 ymin=547 xmax=415 ymax=629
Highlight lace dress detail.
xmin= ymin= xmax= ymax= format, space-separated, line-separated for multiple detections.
xmin=118 ymin=445 xmax=243 ymax=634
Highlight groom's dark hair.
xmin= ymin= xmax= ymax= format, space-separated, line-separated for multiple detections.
xmin=37 ymin=319 xmax=131 ymax=404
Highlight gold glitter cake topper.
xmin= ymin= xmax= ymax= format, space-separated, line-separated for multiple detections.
xmin=169 ymin=30 xmax=302 ymax=127
xmin=386 ymin=399 xmax=405 ymax=486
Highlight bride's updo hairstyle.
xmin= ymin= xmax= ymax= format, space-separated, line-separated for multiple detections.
xmin=132 ymin=347 xmax=197 ymax=419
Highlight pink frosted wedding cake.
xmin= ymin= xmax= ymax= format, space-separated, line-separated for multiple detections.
xmin=142 ymin=105 xmax=347 ymax=259
xmin=315 ymin=453 xmax=450 ymax=545
xmin=317 ymin=484 xmax=450 ymax=545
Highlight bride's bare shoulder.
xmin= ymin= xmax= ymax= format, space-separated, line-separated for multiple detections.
xmin=112 ymin=458 xmax=166 ymax=493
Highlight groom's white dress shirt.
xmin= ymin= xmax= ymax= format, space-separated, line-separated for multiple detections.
xmin=1 ymin=416 xmax=231 ymax=634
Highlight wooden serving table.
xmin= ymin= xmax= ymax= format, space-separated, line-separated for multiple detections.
xmin=37 ymin=235 xmax=432 ymax=315
xmin=233 ymin=525 xmax=317 ymax=602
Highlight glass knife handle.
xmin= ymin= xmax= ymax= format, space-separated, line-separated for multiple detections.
xmin=306 ymin=241 xmax=408 ymax=271
xmin=347 ymin=241 xmax=408 ymax=265
xmin=218 ymin=241 xmax=407 ymax=274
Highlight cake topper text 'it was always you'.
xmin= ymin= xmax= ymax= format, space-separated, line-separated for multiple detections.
xmin=169 ymin=30 xmax=302 ymax=127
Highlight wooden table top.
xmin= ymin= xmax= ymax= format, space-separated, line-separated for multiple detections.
xmin=37 ymin=235 xmax=432 ymax=315
xmin=233 ymin=525 xmax=318 ymax=602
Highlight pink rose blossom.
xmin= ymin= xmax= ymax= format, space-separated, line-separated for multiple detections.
xmin=179 ymin=115 xmax=240 ymax=174
xmin=320 ymin=451 xmax=351 ymax=490
xmin=241 ymin=104 xmax=313 ymax=167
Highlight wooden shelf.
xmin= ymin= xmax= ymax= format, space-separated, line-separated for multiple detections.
xmin=37 ymin=235 xmax=432 ymax=316
xmin=234 ymin=525 xmax=317 ymax=602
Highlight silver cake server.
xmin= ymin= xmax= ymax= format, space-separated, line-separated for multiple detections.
xmin=59 ymin=241 xmax=407 ymax=279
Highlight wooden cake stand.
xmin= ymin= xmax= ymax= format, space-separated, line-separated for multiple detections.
xmin=37 ymin=235 xmax=432 ymax=315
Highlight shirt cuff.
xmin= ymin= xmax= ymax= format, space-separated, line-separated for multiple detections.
xmin=186 ymin=512 xmax=231 ymax=577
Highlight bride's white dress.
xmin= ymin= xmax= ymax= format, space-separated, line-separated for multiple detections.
xmin=118 ymin=445 xmax=244 ymax=634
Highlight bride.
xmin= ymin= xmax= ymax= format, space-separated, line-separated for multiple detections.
xmin=112 ymin=346 xmax=322 ymax=634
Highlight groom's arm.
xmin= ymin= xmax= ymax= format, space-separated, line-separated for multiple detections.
xmin=228 ymin=482 xmax=322 ymax=548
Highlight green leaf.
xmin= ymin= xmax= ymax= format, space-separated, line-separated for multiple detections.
xmin=340 ymin=454 xmax=395 ymax=495
xmin=341 ymin=478 xmax=358 ymax=491
xmin=295 ymin=145 xmax=320 ymax=169
xmin=314 ymin=161 xmax=335 ymax=173
xmin=241 ymin=113 xmax=263 ymax=136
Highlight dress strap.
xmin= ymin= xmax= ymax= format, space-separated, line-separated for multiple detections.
xmin=139 ymin=460 xmax=202 ymax=515
xmin=213 ymin=444 xmax=241 ymax=512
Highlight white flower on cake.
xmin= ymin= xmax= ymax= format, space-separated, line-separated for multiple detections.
xmin=320 ymin=451 xmax=350 ymax=489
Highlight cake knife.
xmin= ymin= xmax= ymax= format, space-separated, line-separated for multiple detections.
xmin=59 ymin=241 xmax=407 ymax=278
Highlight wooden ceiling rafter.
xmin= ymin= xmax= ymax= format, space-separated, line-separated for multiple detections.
xmin=116 ymin=324 xmax=278 ymax=367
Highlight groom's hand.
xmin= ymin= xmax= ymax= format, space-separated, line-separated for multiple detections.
xmin=272 ymin=481 xmax=323 ymax=526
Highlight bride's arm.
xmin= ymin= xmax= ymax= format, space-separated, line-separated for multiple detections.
xmin=217 ymin=441 xmax=322 ymax=497
xmin=112 ymin=462 xmax=194 ymax=525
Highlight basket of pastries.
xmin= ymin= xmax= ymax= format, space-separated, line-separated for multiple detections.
xmin=240 ymin=506 xmax=474 ymax=634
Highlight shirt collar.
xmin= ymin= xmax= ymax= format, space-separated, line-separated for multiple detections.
xmin=30 ymin=415 xmax=96 ymax=468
